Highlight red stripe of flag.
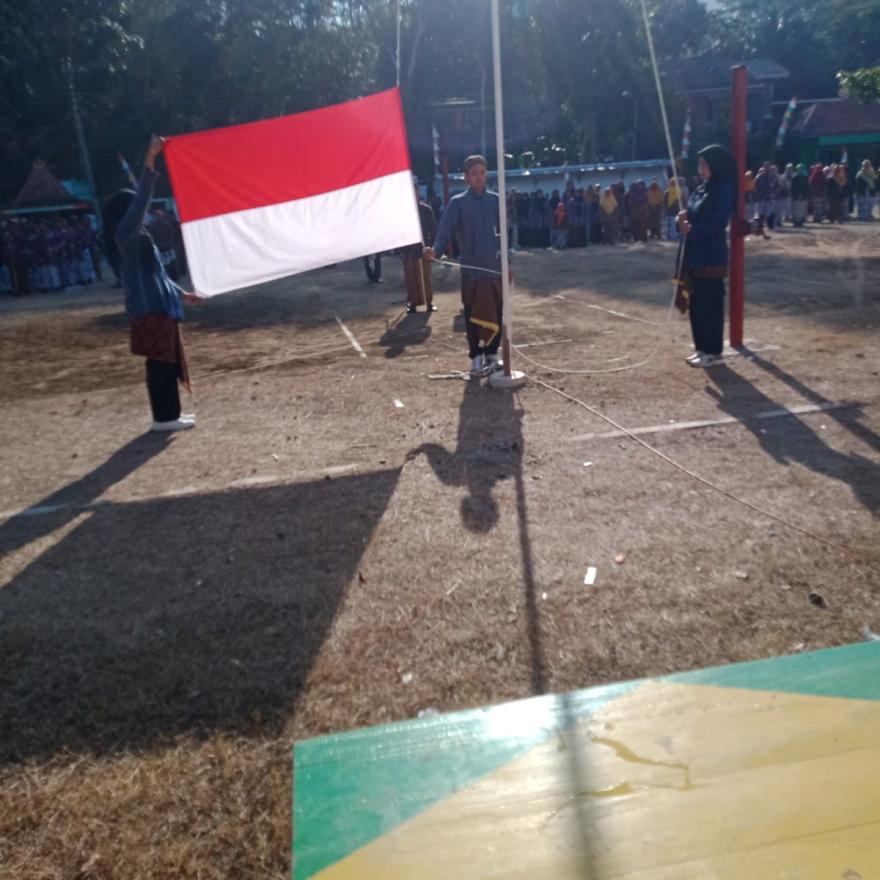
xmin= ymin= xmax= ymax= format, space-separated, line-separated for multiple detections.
xmin=164 ymin=88 xmax=411 ymax=223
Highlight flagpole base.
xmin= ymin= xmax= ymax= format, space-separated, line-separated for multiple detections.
xmin=488 ymin=369 xmax=527 ymax=389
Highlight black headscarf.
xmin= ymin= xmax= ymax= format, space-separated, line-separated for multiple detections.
xmin=697 ymin=144 xmax=738 ymax=208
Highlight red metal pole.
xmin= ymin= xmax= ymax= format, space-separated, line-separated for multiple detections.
xmin=729 ymin=64 xmax=747 ymax=349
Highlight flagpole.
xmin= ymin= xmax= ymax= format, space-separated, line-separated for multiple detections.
xmin=488 ymin=0 xmax=524 ymax=388
xmin=395 ymin=0 xmax=401 ymax=87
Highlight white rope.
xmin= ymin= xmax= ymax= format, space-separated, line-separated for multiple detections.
xmin=639 ymin=0 xmax=684 ymax=216
xmin=431 ymin=247 xmax=682 ymax=377
xmin=430 ymin=3 xmax=690 ymax=381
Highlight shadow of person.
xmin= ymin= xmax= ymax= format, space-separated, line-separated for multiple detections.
xmin=377 ymin=311 xmax=433 ymax=359
xmin=0 ymin=432 xmax=172 ymax=560
xmin=0 ymin=466 xmax=403 ymax=765
xmin=416 ymin=379 xmax=521 ymax=532
xmin=412 ymin=378 xmax=547 ymax=693
xmin=705 ymin=364 xmax=880 ymax=517
xmin=746 ymin=351 xmax=880 ymax=454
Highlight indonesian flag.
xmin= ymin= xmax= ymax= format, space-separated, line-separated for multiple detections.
xmin=164 ymin=88 xmax=420 ymax=296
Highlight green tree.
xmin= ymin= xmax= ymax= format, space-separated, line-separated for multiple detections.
xmin=838 ymin=67 xmax=880 ymax=102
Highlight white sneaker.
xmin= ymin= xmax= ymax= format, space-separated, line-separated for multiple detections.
xmin=689 ymin=353 xmax=724 ymax=369
xmin=470 ymin=355 xmax=485 ymax=374
xmin=685 ymin=351 xmax=702 ymax=364
xmin=151 ymin=418 xmax=196 ymax=432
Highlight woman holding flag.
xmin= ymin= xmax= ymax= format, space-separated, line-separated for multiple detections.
xmin=103 ymin=136 xmax=202 ymax=432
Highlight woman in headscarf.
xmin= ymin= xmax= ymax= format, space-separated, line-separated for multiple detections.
xmin=826 ymin=163 xmax=847 ymax=223
xmin=647 ymin=179 xmax=664 ymax=239
xmin=743 ymin=169 xmax=756 ymax=221
xmin=552 ymin=198 xmax=569 ymax=249
xmin=600 ymin=187 xmax=619 ymax=245
xmin=590 ymin=185 xmax=603 ymax=243
xmin=790 ymin=164 xmax=810 ymax=227
xmin=103 ymin=136 xmax=202 ymax=431
xmin=676 ymin=144 xmax=736 ymax=368
xmin=809 ymin=164 xmax=826 ymax=222
xmin=572 ymin=188 xmax=587 ymax=247
xmin=855 ymin=160 xmax=877 ymax=221
xmin=629 ymin=181 xmax=649 ymax=242
xmin=767 ymin=164 xmax=782 ymax=228
xmin=618 ymin=183 xmax=631 ymax=243
xmin=754 ymin=162 xmax=772 ymax=227
xmin=780 ymin=164 xmax=795 ymax=224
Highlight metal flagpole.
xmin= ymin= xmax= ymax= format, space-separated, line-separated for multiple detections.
xmin=395 ymin=0 xmax=402 ymax=87
xmin=729 ymin=65 xmax=747 ymax=349
xmin=488 ymin=0 xmax=525 ymax=388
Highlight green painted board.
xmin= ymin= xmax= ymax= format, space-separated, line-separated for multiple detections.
xmin=293 ymin=642 xmax=880 ymax=879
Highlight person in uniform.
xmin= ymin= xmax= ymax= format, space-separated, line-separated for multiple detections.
xmin=425 ymin=155 xmax=504 ymax=374
xmin=402 ymin=182 xmax=437 ymax=313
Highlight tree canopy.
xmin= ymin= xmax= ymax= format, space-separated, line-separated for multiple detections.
xmin=2 ymin=0 xmax=877 ymax=202
xmin=838 ymin=67 xmax=880 ymax=103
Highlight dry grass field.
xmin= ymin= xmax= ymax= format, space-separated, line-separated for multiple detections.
xmin=1 ymin=222 xmax=878 ymax=878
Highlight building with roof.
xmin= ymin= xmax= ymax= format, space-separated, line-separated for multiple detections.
xmin=672 ymin=58 xmax=790 ymax=131
xmin=793 ymin=97 xmax=880 ymax=167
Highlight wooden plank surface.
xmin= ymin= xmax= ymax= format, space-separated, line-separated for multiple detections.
xmin=294 ymin=642 xmax=880 ymax=880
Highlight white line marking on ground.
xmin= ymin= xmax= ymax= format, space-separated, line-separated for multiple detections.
xmin=567 ymin=402 xmax=860 ymax=442
xmin=334 ymin=315 xmax=368 ymax=358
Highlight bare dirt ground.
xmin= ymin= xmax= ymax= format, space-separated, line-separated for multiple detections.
xmin=1 ymin=222 xmax=879 ymax=878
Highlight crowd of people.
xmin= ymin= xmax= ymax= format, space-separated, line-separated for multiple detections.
xmin=0 ymin=204 xmax=189 ymax=297
xmin=503 ymin=178 xmax=690 ymax=250
xmin=0 ymin=214 xmax=101 ymax=294
xmin=491 ymin=158 xmax=877 ymax=253
xmin=745 ymin=159 xmax=878 ymax=228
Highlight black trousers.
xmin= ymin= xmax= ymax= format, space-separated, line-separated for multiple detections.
xmin=363 ymin=253 xmax=382 ymax=282
xmin=464 ymin=304 xmax=502 ymax=358
xmin=689 ymin=276 xmax=725 ymax=356
xmin=146 ymin=358 xmax=181 ymax=422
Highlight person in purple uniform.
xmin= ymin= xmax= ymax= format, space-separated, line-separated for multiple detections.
xmin=103 ymin=136 xmax=202 ymax=432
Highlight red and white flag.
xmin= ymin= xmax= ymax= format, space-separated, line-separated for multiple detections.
xmin=164 ymin=88 xmax=420 ymax=296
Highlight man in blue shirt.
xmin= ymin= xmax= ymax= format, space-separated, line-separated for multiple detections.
xmin=425 ymin=155 xmax=504 ymax=374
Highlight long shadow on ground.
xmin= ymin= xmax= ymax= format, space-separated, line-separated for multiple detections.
xmin=0 ymin=462 xmax=401 ymax=765
xmin=415 ymin=378 xmax=547 ymax=695
xmin=0 ymin=432 xmax=171 ymax=559
xmin=705 ymin=364 xmax=880 ymax=518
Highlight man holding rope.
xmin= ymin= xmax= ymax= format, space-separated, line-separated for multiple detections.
xmin=425 ymin=154 xmax=503 ymax=375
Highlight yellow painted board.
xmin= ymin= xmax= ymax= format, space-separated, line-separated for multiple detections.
xmin=315 ymin=683 xmax=880 ymax=879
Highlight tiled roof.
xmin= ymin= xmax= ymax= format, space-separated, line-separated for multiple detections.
xmin=795 ymin=98 xmax=880 ymax=137
xmin=14 ymin=162 xmax=78 ymax=209
xmin=673 ymin=57 xmax=790 ymax=92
